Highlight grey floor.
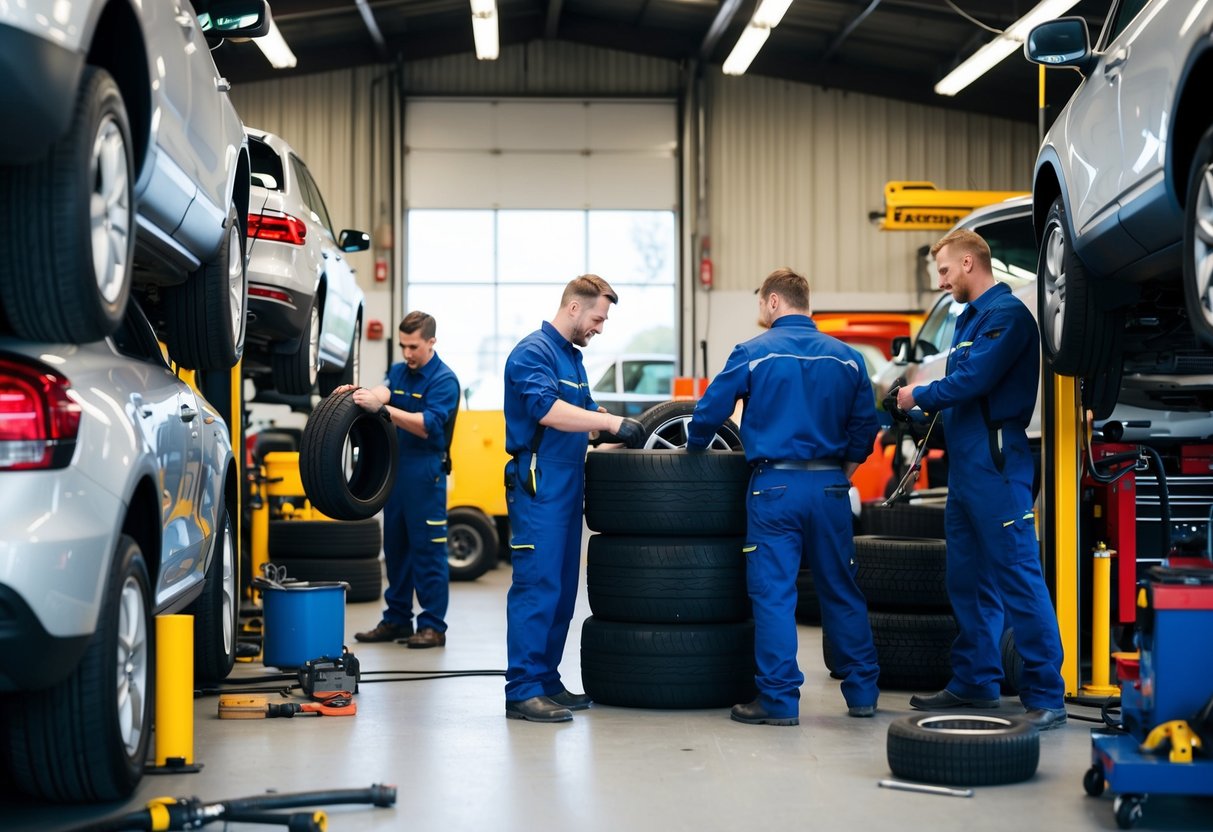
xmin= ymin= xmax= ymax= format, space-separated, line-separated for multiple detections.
xmin=11 ymin=545 xmax=1213 ymax=832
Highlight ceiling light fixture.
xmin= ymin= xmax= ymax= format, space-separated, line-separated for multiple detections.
xmin=722 ymin=0 xmax=795 ymax=76
xmin=254 ymin=17 xmax=297 ymax=69
xmin=934 ymin=0 xmax=1080 ymax=96
xmin=470 ymin=0 xmax=500 ymax=61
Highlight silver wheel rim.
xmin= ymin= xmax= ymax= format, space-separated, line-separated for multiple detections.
xmin=307 ymin=305 xmax=320 ymax=386
xmin=90 ymin=115 xmax=130 ymax=305
xmin=916 ymin=714 xmax=1017 ymax=735
xmin=116 ymin=575 xmax=148 ymax=756
xmin=1043 ymin=222 xmax=1068 ymax=354
xmin=448 ymin=525 xmax=482 ymax=569
xmin=220 ymin=515 xmax=236 ymax=658
xmin=642 ymin=414 xmax=738 ymax=450
xmin=1194 ymin=162 xmax=1213 ymax=327
xmin=226 ymin=223 xmax=244 ymax=341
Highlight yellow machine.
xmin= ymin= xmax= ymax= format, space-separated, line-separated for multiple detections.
xmin=878 ymin=181 xmax=1028 ymax=231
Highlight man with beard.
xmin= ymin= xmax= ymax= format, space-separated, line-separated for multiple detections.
xmin=501 ymin=274 xmax=646 ymax=722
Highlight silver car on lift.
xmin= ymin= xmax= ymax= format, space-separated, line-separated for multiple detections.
xmin=0 ymin=302 xmax=238 ymax=803
xmin=243 ymin=127 xmax=369 ymax=397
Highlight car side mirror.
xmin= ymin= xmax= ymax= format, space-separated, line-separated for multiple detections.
xmin=1025 ymin=17 xmax=1094 ymax=74
xmin=916 ymin=340 xmax=940 ymax=361
xmin=890 ymin=336 xmax=911 ymax=364
xmin=201 ymin=1 xmax=272 ymax=40
xmin=339 ymin=230 xmax=371 ymax=253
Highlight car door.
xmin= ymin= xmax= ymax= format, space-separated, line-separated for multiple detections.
xmin=294 ymin=160 xmax=358 ymax=364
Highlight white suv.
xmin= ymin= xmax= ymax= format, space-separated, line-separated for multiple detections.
xmin=0 ymin=1 xmax=269 ymax=370
xmin=1026 ymin=2 xmax=1213 ymax=411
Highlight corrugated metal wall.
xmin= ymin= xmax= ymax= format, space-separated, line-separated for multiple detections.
xmin=707 ymin=74 xmax=1039 ymax=304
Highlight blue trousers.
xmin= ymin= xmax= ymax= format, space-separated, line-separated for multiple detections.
xmin=504 ymin=456 xmax=583 ymax=702
xmin=381 ymin=453 xmax=449 ymax=633
xmin=943 ymin=441 xmax=1064 ymax=708
xmin=747 ymin=466 xmax=879 ymax=716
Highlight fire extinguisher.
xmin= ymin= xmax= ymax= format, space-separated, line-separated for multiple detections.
xmin=699 ymin=237 xmax=713 ymax=291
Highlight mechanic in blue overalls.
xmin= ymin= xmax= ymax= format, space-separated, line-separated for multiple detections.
xmin=897 ymin=228 xmax=1067 ymax=730
xmin=687 ymin=268 xmax=881 ymax=726
xmin=502 ymin=275 xmax=645 ymax=723
xmin=349 ymin=311 xmax=460 ymax=649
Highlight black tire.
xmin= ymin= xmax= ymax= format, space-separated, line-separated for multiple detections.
xmin=586 ymin=535 xmax=749 ymax=624
xmin=0 ymin=67 xmax=134 ymax=343
xmin=1184 ymin=126 xmax=1213 ymax=347
xmin=860 ymin=502 xmax=946 ymax=539
xmin=1000 ymin=627 xmax=1025 ymax=696
xmin=1082 ymin=349 xmax=1123 ymax=421
xmin=580 ymin=617 xmax=757 ymax=709
xmin=838 ymin=610 xmax=957 ymax=691
xmin=269 ymin=556 xmax=383 ymax=603
xmin=887 ymin=713 xmax=1040 ymax=786
xmin=1115 ymin=795 xmax=1144 ymax=830
xmin=584 ymin=450 xmax=749 ymax=536
xmin=636 ymin=400 xmax=743 ymax=450
xmin=319 ymin=317 xmax=361 ymax=397
xmin=165 ymin=202 xmax=247 ymax=370
xmin=274 ymin=299 xmax=320 ymax=396
xmin=268 ymin=518 xmax=382 ymax=560
xmin=447 ymin=507 xmax=499 ymax=581
xmin=251 ymin=429 xmax=300 ymax=463
xmin=1083 ymin=766 xmax=1105 ymax=797
xmin=854 ymin=535 xmax=950 ymax=611
xmin=1038 ymin=196 xmax=1121 ymax=377
xmin=188 ymin=502 xmax=239 ymax=683
xmin=795 ymin=569 xmax=822 ymax=624
xmin=4 ymin=536 xmax=153 ymax=802
xmin=300 ymin=391 xmax=398 ymax=521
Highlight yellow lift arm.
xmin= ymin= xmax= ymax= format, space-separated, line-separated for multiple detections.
xmin=878 ymin=181 xmax=1028 ymax=231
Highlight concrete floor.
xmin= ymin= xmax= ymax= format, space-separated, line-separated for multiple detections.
xmin=10 ymin=548 xmax=1213 ymax=832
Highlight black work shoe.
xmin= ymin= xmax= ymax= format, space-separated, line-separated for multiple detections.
xmin=549 ymin=689 xmax=593 ymax=710
xmin=730 ymin=700 xmax=799 ymax=726
xmin=1024 ymin=707 xmax=1068 ymax=731
xmin=505 ymin=696 xmax=574 ymax=723
xmin=847 ymin=704 xmax=877 ymax=718
xmin=354 ymin=620 xmax=413 ymax=643
xmin=909 ymin=689 xmax=1000 ymax=711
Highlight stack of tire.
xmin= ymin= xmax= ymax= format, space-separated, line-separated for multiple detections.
xmin=579 ymin=402 xmax=757 ymax=709
xmin=822 ymin=500 xmax=957 ymax=691
xmin=268 ymin=516 xmax=384 ymax=603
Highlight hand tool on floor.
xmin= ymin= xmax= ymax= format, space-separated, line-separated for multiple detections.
xmin=218 ymin=693 xmax=357 ymax=718
xmin=878 ymin=779 xmax=973 ymax=798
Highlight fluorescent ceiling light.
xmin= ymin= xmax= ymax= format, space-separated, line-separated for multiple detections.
xmin=934 ymin=0 xmax=1080 ymax=96
xmin=254 ymin=17 xmax=297 ymax=69
xmin=722 ymin=0 xmax=794 ymax=76
xmin=470 ymin=0 xmax=499 ymax=60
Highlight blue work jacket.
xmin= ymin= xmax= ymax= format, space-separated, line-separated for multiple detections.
xmin=687 ymin=314 xmax=878 ymax=464
xmin=504 ymin=321 xmax=598 ymax=464
xmin=385 ymin=352 xmax=460 ymax=458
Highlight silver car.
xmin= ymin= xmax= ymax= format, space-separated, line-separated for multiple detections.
xmin=244 ymin=127 xmax=369 ymax=396
xmin=1026 ymin=2 xmax=1213 ymax=407
xmin=0 ymin=0 xmax=269 ymax=371
xmin=0 ymin=302 xmax=238 ymax=803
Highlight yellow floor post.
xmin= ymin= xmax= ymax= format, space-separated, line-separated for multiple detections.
xmin=1051 ymin=374 xmax=1081 ymax=696
xmin=147 ymin=614 xmax=202 ymax=774
xmin=1082 ymin=543 xmax=1120 ymax=696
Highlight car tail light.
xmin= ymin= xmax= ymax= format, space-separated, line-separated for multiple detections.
xmin=0 ymin=356 xmax=81 ymax=470
xmin=248 ymin=211 xmax=307 ymax=245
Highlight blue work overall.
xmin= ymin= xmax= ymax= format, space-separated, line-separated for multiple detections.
xmin=503 ymin=322 xmax=595 ymax=702
xmin=915 ymin=282 xmax=1065 ymax=708
xmin=381 ymin=354 xmax=460 ymax=634
xmin=688 ymin=315 xmax=881 ymax=717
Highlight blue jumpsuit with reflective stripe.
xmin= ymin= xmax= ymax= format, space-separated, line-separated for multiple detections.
xmin=503 ymin=321 xmax=596 ymax=702
xmin=381 ymin=353 xmax=460 ymax=634
xmin=687 ymin=315 xmax=880 ymax=717
xmin=914 ymin=282 xmax=1064 ymax=708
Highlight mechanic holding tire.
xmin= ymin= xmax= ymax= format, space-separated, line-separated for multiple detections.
xmin=502 ymin=275 xmax=645 ymax=723
xmin=895 ymin=228 xmax=1067 ymax=730
xmin=345 ymin=312 xmax=461 ymax=649
xmin=686 ymin=268 xmax=881 ymax=726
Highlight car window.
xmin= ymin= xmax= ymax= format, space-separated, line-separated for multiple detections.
xmin=299 ymin=163 xmax=337 ymax=242
xmin=289 ymin=156 xmax=326 ymax=237
xmin=111 ymin=303 xmax=168 ymax=365
xmin=625 ymin=361 xmax=673 ymax=395
xmin=593 ymin=365 xmax=617 ymax=393
xmin=248 ymin=137 xmax=284 ymax=191
xmin=915 ymin=297 xmax=957 ymax=355
xmin=1104 ymin=0 xmax=1151 ymax=45
xmin=973 ymin=215 xmax=1038 ymax=290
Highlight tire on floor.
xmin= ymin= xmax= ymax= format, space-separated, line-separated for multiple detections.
xmin=859 ymin=502 xmax=947 ymax=539
xmin=824 ymin=610 xmax=957 ymax=691
xmin=854 ymin=535 xmax=949 ymax=611
xmin=269 ymin=556 xmax=383 ymax=604
xmin=300 ymin=391 xmax=397 ymax=521
xmin=581 ymin=617 xmax=757 ymax=709
xmin=887 ymin=713 xmax=1040 ymax=786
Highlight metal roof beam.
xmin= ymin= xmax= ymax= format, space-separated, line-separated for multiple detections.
xmin=699 ymin=0 xmax=746 ymax=62
xmin=545 ymin=0 xmax=564 ymax=38
xmin=820 ymin=0 xmax=882 ymax=63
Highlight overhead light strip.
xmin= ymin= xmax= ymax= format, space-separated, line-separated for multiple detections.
xmin=934 ymin=0 xmax=1080 ymax=96
xmin=470 ymin=0 xmax=500 ymax=61
xmin=722 ymin=0 xmax=794 ymax=76
xmin=254 ymin=17 xmax=297 ymax=69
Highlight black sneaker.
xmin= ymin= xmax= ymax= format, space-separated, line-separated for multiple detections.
xmin=354 ymin=620 xmax=413 ymax=643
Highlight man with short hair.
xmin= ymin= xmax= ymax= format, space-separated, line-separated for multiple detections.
xmin=348 ymin=311 xmax=460 ymax=648
xmin=897 ymin=228 xmax=1066 ymax=730
xmin=502 ymin=275 xmax=645 ymax=723
xmin=687 ymin=267 xmax=880 ymax=726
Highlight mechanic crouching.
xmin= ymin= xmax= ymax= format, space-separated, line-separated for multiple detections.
xmin=686 ymin=268 xmax=881 ymax=726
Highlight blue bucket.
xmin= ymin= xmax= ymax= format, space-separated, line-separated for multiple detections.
xmin=262 ymin=581 xmax=348 ymax=668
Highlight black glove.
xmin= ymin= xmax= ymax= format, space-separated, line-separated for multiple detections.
xmin=882 ymin=378 xmax=911 ymax=424
xmin=614 ymin=417 xmax=646 ymax=449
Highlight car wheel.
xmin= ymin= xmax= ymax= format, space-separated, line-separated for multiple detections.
xmin=1038 ymin=196 xmax=1121 ymax=377
xmin=4 ymin=535 xmax=152 ymax=802
xmin=0 ymin=66 xmax=133 ymax=343
xmin=447 ymin=506 xmax=499 ymax=581
xmin=319 ymin=315 xmax=361 ymax=396
xmin=636 ymin=400 xmax=742 ymax=450
xmin=300 ymin=390 xmax=399 ymax=520
xmin=1184 ymin=126 xmax=1213 ymax=346
xmin=274 ymin=300 xmax=320 ymax=395
xmin=188 ymin=501 xmax=238 ymax=683
xmin=165 ymin=203 xmax=247 ymax=370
